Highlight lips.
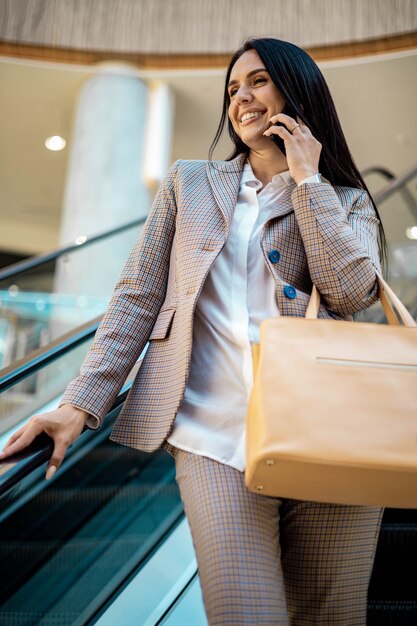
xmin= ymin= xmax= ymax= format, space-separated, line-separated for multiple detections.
xmin=239 ymin=109 xmax=267 ymax=125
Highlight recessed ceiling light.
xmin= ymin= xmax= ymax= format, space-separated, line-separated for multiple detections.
xmin=406 ymin=226 xmax=417 ymax=240
xmin=45 ymin=135 xmax=66 ymax=151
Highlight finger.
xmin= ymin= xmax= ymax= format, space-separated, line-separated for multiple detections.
xmin=0 ymin=421 xmax=43 ymax=458
xmin=269 ymin=115 xmax=304 ymax=136
xmin=269 ymin=113 xmax=295 ymax=126
xmin=45 ymin=439 xmax=69 ymax=480
xmin=263 ymin=125 xmax=291 ymax=139
xmin=0 ymin=419 xmax=33 ymax=451
xmin=0 ymin=412 xmax=46 ymax=454
xmin=291 ymin=122 xmax=303 ymax=134
xmin=0 ymin=431 xmax=22 ymax=457
xmin=45 ymin=465 xmax=57 ymax=480
xmin=295 ymin=115 xmax=310 ymax=133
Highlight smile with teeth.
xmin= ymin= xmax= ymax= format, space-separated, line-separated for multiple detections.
xmin=240 ymin=111 xmax=265 ymax=124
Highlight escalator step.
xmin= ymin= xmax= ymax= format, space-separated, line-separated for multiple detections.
xmin=367 ymin=600 xmax=417 ymax=625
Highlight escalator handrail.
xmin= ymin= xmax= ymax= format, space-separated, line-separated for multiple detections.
xmin=361 ymin=165 xmax=397 ymax=180
xmin=0 ymin=314 xmax=102 ymax=392
xmin=372 ymin=163 xmax=417 ymax=216
xmin=0 ymin=388 xmax=129 ymax=497
xmin=363 ymin=164 xmax=417 ymax=220
xmin=0 ymin=216 xmax=146 ymax=282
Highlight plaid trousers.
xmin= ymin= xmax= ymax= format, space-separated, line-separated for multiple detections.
xmin=163 ymin=442 xmax=384 ymax=626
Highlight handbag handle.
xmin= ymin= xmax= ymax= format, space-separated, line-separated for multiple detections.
xmin=305 ymin=273 xmax=416 ymax=328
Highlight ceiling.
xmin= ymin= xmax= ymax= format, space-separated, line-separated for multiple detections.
xmin=2 ymin=0 xmax=416 ymax=54
xmin=0 ymin=48 xmax=416 ymax=257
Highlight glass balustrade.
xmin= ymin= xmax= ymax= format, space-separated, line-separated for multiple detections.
xmin=0 ymin=222 xmax=143 ymax=370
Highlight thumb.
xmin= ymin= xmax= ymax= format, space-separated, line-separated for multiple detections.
xmin=45 ymin=465 xmax=57 ymax=480
xmin=45 ymin=439 xmax=68 ymax=481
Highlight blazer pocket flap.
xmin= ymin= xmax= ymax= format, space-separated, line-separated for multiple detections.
xmin=149 ymin=308 xmax=176 ymax=340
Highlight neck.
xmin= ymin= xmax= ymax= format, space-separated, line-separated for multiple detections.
xmin=248 ymin=145 xmax=289 ymax=187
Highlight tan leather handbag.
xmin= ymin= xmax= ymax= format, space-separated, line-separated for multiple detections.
xmin=245 ymin=276 xmax=417 ymax=508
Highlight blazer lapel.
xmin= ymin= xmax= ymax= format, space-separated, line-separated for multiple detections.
xmin=206 ymin=153 xmax=295 ymax=226
xmin=206 ymin=154 xmax=246 ymax=227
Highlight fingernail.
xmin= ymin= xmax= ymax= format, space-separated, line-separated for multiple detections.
xmin=46 ymin=466 xmax=57 ymax=480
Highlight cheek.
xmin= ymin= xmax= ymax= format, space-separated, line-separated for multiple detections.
xmin=228 ymin=102 xmax=238 ymax=125
xmin=269 ymin=86 xmax=285 ymax=110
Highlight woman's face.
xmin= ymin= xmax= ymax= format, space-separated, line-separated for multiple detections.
xmin=228 ymin=49 xmax=285 ymax=150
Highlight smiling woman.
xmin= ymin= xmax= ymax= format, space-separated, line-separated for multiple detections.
xmin=210 ymin=38 xmax=387 ymax=270
xmin=227 ymin=60 xmax=284 ymax=136
xmin=227 ymin=50 xmax=318 ymax=188
xmin=0 ymin=36 xmax=388 ymax=626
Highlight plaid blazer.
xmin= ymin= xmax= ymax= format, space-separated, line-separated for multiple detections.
xmin=60 ymin=153 xmax=381 ymax=452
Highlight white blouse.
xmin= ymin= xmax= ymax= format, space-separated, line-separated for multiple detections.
xmin=167 ymin=163 xmax=321 ymax=471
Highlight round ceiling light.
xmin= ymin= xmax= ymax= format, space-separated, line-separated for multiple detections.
xmin=45 ymin=135 xmax=67 ymax=151
xmin=406 ymin=226 xmax=417 ymax=240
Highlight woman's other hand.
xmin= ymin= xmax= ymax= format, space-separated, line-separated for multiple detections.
xmin=0 ymin=405 xmax=89 ymax=480
xmin=263 ymin=113 xmax=322 ymax=185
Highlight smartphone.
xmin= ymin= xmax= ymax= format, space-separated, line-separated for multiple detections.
xmin=270 ymin=103 xmax=298 ymax=156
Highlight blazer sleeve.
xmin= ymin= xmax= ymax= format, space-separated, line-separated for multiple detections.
xmin=291 ymin=182 xmax=381 ymax=317
xmin=59 ymin=160 xmax=180 ymax=428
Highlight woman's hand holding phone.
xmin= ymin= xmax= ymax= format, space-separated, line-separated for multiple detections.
xmin=0 ymin=405 xmax=90 ymax=480
xmin=263 ymin=108 xmax=322 ymax=185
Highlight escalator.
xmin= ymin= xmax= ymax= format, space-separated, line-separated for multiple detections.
xmin=0 ymin=217 xmax=206 ymax=624
xmin=0 ymin=164 xmax=417 ymax=625
xmin=0 ymin=342 xmax=203 ymax=625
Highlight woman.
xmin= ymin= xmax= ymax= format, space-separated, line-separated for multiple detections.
xmin=1 ymin=38 xmax=386 ymax=625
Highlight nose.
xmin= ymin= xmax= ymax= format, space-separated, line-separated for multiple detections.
xmin=235 ymin=84 xmax=253 ymax=104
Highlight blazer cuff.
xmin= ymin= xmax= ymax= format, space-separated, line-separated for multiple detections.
xmin=85 ymin=414 xmax=101 ymax=430
xmin=58 ymin=401 xmax=102 ymax=430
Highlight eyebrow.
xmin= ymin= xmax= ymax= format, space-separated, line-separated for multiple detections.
xmin=228 ymin=68 xmax=267 ymax=89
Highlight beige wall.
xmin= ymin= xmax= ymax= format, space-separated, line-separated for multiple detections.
xmin=0 ymin=1 xmax=416 ymax=256
xmin=0 ymin=48 xmax=416 ymax=256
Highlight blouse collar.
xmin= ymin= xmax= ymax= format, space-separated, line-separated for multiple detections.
xmin=241 ymin=160 xmax=295 ymax=192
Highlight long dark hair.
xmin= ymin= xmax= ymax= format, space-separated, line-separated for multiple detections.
xmin=209 ymin=37 xmax=387 ymax=272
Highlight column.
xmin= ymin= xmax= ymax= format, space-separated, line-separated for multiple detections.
xmin=55 ymin=64 xmax=151 ymax=308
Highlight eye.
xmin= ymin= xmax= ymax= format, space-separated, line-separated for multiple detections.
xmin=253 ymin=76 xmax=266 ymax=86
xmin=229 ymin=86 xmax=238 ymax=97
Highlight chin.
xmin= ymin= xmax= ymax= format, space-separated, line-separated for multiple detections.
xmin=239 ymin=131 xmax=263 ymax=147
xmin=240 ymin=135 xmax=268 ymax=151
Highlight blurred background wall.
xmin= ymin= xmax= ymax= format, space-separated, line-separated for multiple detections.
xmin=0 ymin=0 xmax=416 ymax=261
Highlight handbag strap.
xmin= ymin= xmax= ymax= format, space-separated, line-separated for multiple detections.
xmin=305 ymin=274 xmax=416 ymax=328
